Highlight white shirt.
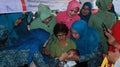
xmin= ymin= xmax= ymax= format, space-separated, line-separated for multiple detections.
xmin=114 ymin=57 xmax=120 ymax=67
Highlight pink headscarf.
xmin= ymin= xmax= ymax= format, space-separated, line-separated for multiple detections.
xmin=67 ymin=0 xmax=80 ymax=14
xmin=56 ymin=0 xmax=80 ymax=38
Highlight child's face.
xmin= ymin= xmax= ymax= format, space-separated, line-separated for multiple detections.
xmin=67 ymin=50 xmax=77 ymax=59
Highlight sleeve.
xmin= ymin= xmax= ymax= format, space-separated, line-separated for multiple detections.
xmin=79 ymin=43 xmax=102 ymax=62
xmin=111 ymin=21 xmax=120 ymax=51
xmin=114 ymin=57 xmax=120 ymax=67
xmin=33 ymin=51 xmax=60 ymax=67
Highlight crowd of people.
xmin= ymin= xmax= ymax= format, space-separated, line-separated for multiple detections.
xmin=0 ymin=0 xmax=119 ymax=67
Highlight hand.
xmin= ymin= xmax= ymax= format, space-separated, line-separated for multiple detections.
xmin=66 ymin=54 xmax=80 ymax=61
xmin=58 ymin=52 xmax=68 ymax=61
xmin=104 ymin=29 xmax=118 ymax=47
xmin=107 ymin=49 xmax=120 ymax=64
xmin=42 ymin=47 xmax=51 ymax=56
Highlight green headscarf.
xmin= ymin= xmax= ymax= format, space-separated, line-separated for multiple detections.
xmin=30 ymin=4 xmax=56 ymax=35
xmin=96 ymin=0 xmax=112 ymax=11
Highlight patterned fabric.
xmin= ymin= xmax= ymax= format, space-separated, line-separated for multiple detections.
xmin=0 ymin=50 xmax=29 ymax=67
xmin=0 ymin=29 xmax=57 ymax=67
xmin=0 ymin=50 xmax=60 ymax=67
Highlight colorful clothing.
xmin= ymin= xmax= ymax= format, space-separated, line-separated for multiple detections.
xmin=0 ymin=29 xmax=60 ymax=67
xmin=30 ymin=4 xmax=56 ymax=35
xmin=56 ymin=0 xmax=80 ymax=37
xmin=88 ymin=0 xmax=116 ymax=54
xmin=109 ymin=20 xmax=120 ymax=51
xmin=71 ymin=20 xmax=102 ymax=67
xmin=0 ymin=13 xmax=23 ymax=47
xmin=79 ymin=2 xmax=92 ymax=23
xmin=48 ymin=38 xmax=76 ymax=57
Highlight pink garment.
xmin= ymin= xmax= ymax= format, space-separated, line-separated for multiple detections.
xmin=56 ymin=0 xmax=80 ymax=38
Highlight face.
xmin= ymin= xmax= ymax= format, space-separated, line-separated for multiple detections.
xmin=107 ymin=2 xmax=112 ymax=10
xmin=71 ymin=30 xmax=80 ymax=39
xmin=43 ymin=16 xmax=52 ymax=24
xmin=81 ymin=6 xmax=90 ymax=16
xmin=69 ymin=7 xmax=79 ymax=17
xmin=57 ymin=32 xmax=66 ymax=41
xmin=67 ymin=50 xmax=78 ymax=60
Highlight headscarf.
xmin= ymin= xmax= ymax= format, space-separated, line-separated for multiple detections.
xmin=55 ymin=0 xmax=80 ymax=37
xmin=70 ymin=20 xmax=99 ymax=55
xmin=108 ymin=4 xmax=118 ymax=21
xmin=37 ymin=4 xmax=51 ymax=21
xmin=96 ymin=0 xmax=112 ymax=11
xmin=30 ymin=4 xmax=56 ymax=35
xmin=79 ymin=2 xmax=92 ymax=22
xmin=5 ymin=28 xmax=50 ymax=64
xmin=67 ymin=0 xmax=80 ymax=14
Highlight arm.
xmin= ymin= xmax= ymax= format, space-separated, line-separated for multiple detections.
xmin=33 ymin=51 xmax=68 ymax=67
xmin=80 ymin=44 xmax=102 ymax=62
xmin=104 ymin=29 xmax=120 ymax=50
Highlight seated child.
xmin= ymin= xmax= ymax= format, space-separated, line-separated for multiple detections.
xmin=59 ymin=49 xmax=79 ymax=67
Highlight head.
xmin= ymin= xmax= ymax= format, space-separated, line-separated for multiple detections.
xmin=67 ymin=49 xmax=79 ymax=60
xmin=54 ymin=23 xmax=68 ymax=41
xmin=67 ymin=0 xmax=80 ymax=17
xmin=42 ymin=16 xmax=52 ymax=25
xmin=38 ymin=4 xmax=52 ymax=23
xmin=80 ymin=2 xmax=92 ymax=16
xmin=70 ymin=20 xmax=88 ymax=40
xmin=107 ymin=1 xmax=112 ymax=11
xmin=96 ymin=0 xmax=113 ymax=11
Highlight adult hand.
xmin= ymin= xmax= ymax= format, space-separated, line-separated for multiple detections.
xmin=107 ymin=49 xmax=120 ymax=64
xmin=104 ymin=29 xmax=118 ymax=47
xmin=58 ymin=52 xmax=68 ymax=61
xmin=66 ymin=54 xmax=80 ymax=61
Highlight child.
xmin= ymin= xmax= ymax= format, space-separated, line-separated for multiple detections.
xmin=59 ymin=49 xmax=79 ymax=67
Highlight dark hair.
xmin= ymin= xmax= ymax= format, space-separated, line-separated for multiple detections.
xmin=67 ymin=49 xmax=80 ymax=56
xmin=54 ymin=23 xmax=69 ymax=37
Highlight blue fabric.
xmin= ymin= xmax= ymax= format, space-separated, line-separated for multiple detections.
xmin=79 ymin=2 xmax=92 ymax=23
xmin=14 ymin=12 xmax=33 ymax=38
xmin=108 ymin=4 xmax=118 ymax=21
xmin=70 ymin=20 xmax=100 ymax=55
xmin=0 ymin=13 xmax=23 ymax=46
xmin=5 ymin=28 xmax=50 ymax=64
